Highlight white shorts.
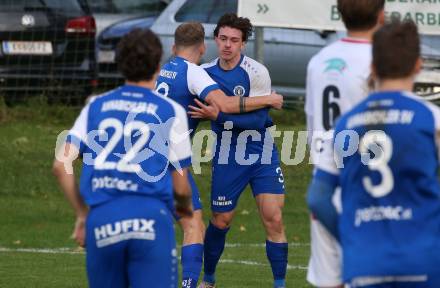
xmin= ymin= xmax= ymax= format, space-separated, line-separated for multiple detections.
xmin=307 ymin=218 xmax=343 ymax=287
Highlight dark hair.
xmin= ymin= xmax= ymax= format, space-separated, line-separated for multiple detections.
xmin=373 ymin=20 xmax=420 ymax=79
xmin=214 ymin=13 xmax=253 ymax=42
xmin=175 ymin=22 xmax=205 ymax=48
xmin=337 ymin=0 xmax=385 ymax=30
xmin=116 ymin=28 xmax=162 ymax=82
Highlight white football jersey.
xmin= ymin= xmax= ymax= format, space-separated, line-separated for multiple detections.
xmin=305 ymin=37 xmax=372 ymax=173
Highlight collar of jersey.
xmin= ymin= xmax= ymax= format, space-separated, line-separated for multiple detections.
xmin=368 ymin=90 xmax=404 ymax=99
xmin=173 ymin=56 xmax=186 ymax=63
xmin=216 ymin=54 xmax=244 ymax=72
xmin=120 ymin=84 xmax=153 ymax=96
xmin=341 ymin=37 xmax=371 ymax=44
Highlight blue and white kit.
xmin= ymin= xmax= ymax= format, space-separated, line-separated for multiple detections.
xmin=67 ymin=84 xmax=192 ymax=288
xmin=202 ymin=55 xmax=285 ymax=212
xmin=156 ymin=56 xmax=220 ymax=212
xmin=315 ymin=91 xmax=440 ymax=287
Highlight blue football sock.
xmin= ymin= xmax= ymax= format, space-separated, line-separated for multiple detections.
xmin=203 ymin=222 xmax=230 ymax=283
xmin=266 ymin=240 xmax=288 ymax=287
xmin=181 ymin=243 xmax=203 ymax=288
xmin=274 ymin=279 xmax=286 ymax=288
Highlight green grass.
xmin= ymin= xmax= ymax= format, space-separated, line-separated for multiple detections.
xmin=0 ymin=101 xmax=313 ymax=287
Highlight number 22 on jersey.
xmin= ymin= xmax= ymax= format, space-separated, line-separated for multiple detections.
xmin=94 ymin=118 xmax=151 ymax=173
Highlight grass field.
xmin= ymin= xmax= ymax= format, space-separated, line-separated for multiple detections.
xmin=0 ymin=98 xmax=313 ymax=287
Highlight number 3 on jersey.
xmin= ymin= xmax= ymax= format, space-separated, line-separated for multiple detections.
xmin=359 ymin=130 xmax=394 ymax=198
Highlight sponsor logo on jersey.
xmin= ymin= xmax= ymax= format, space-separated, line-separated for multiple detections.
xmin=92 ymin=176 xmax=138 ymax=192
xmin=355 ymin=206 xmax=413 ymax=227
xmin=324 ymin=58 xmax=347 ymax=73
xmin=212 ymin=196 xmax=233 ymax=207
xmin=94 ymin=218 xmax=156 ymax=247
xmin=233 ymin=85 xmax=246 ymax=96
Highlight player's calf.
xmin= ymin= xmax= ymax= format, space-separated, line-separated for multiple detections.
xmin=256 ymin=194 xmax=288 ymax=288
xmin=180 ymin=210 xmax=205 ymax=288
xmin=201 ymin=211 xmax=234 ymax=286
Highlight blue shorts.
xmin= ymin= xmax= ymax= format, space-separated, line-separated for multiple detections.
xmin=173 ymin=172 xmax=202 ymax=220
xmin=211 ymin=159 xmax=285 ymax=212
xmin=350 ymin=273 xmax=440 ymax=288
xmin=86 ymin=195 xmax=177 ymax=288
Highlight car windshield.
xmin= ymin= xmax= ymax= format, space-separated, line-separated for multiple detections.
xmin=175 ymin=0 xmax=237 ymax=24
xmin=88 ymin=0 xmax=167 ymax=14
xmin=0 ymin=0 xmax=83 ymax=13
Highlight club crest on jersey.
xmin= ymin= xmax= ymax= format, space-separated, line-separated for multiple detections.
xmin=324 ymin=58 xmax=347 ymax=73
xmin=233 ymin=85 xmax=246 ymax=96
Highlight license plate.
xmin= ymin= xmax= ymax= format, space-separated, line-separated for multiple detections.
xmin=98 ymin=50 xmax=115 ymax=63
xmin=2 ymin=41 xmax=53 ymax=55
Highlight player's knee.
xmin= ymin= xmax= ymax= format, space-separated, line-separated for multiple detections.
xmin=263 ymin=210 xmax=284 ymax=231
xmin=211 ymin=213 xmax=233 ymax=230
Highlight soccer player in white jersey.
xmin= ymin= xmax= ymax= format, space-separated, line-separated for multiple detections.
xmin=52 ymin=29 xmax=193 ymax=288
xmin=305 ymin=1 xmax=385 ymax=287
xmin=192 ymin=14 xmax=287 ymax=288
xmin=308 ymin=19 xmax=440 ymax=288
xmin=155 ymin=22 xmax=283 ymax=288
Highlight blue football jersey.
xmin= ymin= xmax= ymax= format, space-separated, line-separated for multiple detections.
xmin=66 ymin=84 xmax=192 ymax=207
xmin=333 ymin=91 xmax=440 ymax=280
xmin=155 ymin=56 xmax=219 ymax=137
xmin=202 ymin=55 xmax=275 ymax=163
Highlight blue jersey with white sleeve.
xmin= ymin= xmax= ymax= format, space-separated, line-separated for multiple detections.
xmin=201 ymin=55 xmax=284 ymax=213
xmin=202 ymin=55 xmax=274 ymax=163
xmin=66 ymin=84 xmax=192 ymax=208
xmin=332 ymin=91 xmax=440 ymax=281
xmin=156 ymin=56 xmax=219 ymax=137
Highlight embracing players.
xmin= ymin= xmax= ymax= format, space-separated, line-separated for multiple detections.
xmin=155 ymin=22 xmax=283 ymax=288
xmin=191 ymin=14 xmax=288 ymax=288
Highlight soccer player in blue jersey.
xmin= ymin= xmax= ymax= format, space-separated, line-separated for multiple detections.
xmin=191 ymin=14 xmax=288 ymax=288
xmin=308 ymin=20 xmax=440 ymax=287
xmin=52 ymin=29 xmax=193 ymax=288
xmin=155 ymin=22 xmax=283 ymax=288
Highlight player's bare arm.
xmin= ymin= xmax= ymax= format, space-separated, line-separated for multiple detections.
xmin=204 ymin=89 xmax=283 ymax=114
xmin=52 ymin=142 xmax=88 ymax=247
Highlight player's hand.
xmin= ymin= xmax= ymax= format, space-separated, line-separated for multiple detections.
xmin=268 ymin=91 xmax=284 ymax=110
xmin=71 ymin=216 xmax=86 ymax=247
xmin=174 ymin=192 xmax=193 ymax=218
xmin=188 ymin=98 xmax=220 ymax=120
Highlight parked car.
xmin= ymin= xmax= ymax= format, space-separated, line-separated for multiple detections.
xmin=97 ymin=0 xmax=440 ymax=103
xmin=97 ymin=15 xmax=163 ymax=88
xmin=0 ymin=0 xmax=97 ymax=101
xmin=89 ymin=0 xmax=169 ymax=37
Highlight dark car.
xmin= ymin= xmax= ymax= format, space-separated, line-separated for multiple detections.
xmin=88 ymin=0 xmax=169 ymax=37
xmin=97 ymin=15 xmax=160 ymax=88
xmin=0 ymin=0 xmax=97 ymax=101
